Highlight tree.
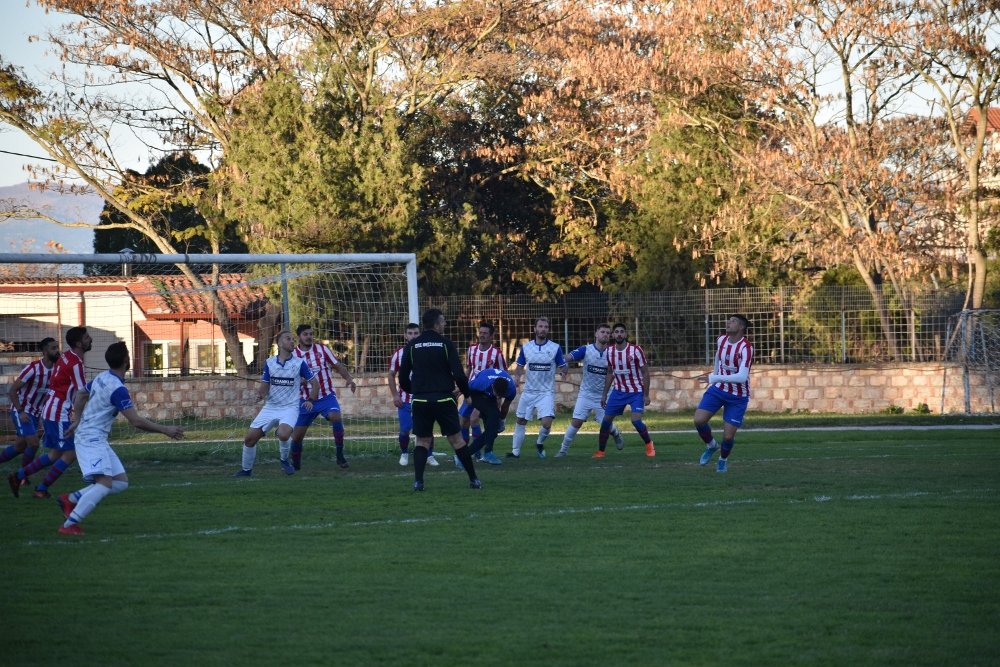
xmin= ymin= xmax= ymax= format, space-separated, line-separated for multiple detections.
xmin=89 ymin=152 xmax=246 ymax=274
xmin=877 ymin=0 xmax=1000 ymax=310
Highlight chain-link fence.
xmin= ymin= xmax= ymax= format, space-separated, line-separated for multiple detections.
xmin=425 ymin=285 xmax=967 ymax=366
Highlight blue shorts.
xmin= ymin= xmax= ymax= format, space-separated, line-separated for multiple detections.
xmin=10 ymin=410 xmax=40 ymax=438
xmin=397 ymin=403 xmax=413 ymax=433
xmin=42 ymin=419 xmax=75 ymax=451
xmin=604 ymin=389 xmax=645 ymax=417
xmin=697 ymin=385 xmax=750 ymax=427
xmin=296 ymin=393 xmax=341 ymax=427
xmin=459 ymin=400 xmax=475 ymax=419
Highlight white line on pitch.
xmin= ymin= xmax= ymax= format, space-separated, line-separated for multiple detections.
xmin=19 ymin=488 xmax=996 ymax=547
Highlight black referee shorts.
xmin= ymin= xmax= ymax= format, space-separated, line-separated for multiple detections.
xmin=411 ymin=397 xmax=461 ymax=438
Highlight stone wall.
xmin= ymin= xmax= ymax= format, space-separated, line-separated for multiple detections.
xmin=1 ymin=362 xmax=993 ymax=424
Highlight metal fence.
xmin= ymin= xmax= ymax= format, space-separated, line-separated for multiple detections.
xmin=425 ymin=285 xmax=969 ymax=367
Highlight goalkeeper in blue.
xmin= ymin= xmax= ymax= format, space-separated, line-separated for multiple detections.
xmin=454 ymin=368 xmax=516 ymax=468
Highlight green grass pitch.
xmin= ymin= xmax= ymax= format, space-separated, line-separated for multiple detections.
xmin=2 ymin=426 xmax=998 ymax=666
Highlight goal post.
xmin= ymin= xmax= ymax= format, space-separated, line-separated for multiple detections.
xmin=0 ymin=252 xmax=420 ymax=463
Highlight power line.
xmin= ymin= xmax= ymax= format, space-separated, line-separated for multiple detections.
xmin=0 ymin=148 xmax=59 ymax=162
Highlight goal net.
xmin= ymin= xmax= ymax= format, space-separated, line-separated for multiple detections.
xmin=945 ymin=309 xmax=1000 ymax=414
xmin=0 ymin=253 xmax=418 ymax=464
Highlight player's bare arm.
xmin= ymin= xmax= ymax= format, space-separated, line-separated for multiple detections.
xmin=121 ymin=406 xmax=184 ymax=439
xmin=388 ymin=369 xmax=404 ymax=408
xmin=601 ymin=370 xmax=614 ymax=407
xmin=64 ymin=386 xmax=91 ymax=437
xmin=642 ymin=365 xmax=651 ymax=406
xmin=335 ymin=363 xmax=357 ymax=393
xmin=7 ymin=378 xmax=23 ymax=412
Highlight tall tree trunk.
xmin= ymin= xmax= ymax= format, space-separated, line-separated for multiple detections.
xmin=853 ymin=250 xmax=900 ymax=361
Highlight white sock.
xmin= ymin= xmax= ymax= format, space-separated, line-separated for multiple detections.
xmin=110 ymin=480 xmax=129 ymax=494
xmin=65 ymin=483 xmax=111 ymax=526
xmin=512 ymin=423 xmax=526 ymax=455
xmin=279 ymin=439 xmax=290 ymax=461
xmin=242 ymin=445 xmax=256 ymax=471
xmin=610 ymin=424 xmax=621 ymax=437
xmin=561 ymin=424 xmax=579 ymax=450
xmin=536 ymin=426 xmax=551 ymax=446
xmin=709 ymin=438 xmax=718 ymax=449
xmin=71 ymin=485 xmax=94 ymax=503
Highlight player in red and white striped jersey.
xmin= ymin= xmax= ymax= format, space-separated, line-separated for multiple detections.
xmin=389 ymin=322 xmax=421 ymax=466
xmin=1 ymin=338 xmax=60 ymax=483
xmin=289 ymin=324 xmax=357 ymax=471
xmin=597 ymin=323 xmax=655 ymax=458
xmin=460 ymin=322 xmax=507 ymax=463
xmin=695 ymin=315 xmax=754 ymax=473
xmin=8 ymin=326 xmax=92 ymax=499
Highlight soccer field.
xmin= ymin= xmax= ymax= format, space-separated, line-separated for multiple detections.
xmin=3 ymin=428 xmax=998 ymax=666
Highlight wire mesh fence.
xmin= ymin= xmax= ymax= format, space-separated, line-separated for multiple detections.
xmin=426 ymin=285 xmax=968 ymax=367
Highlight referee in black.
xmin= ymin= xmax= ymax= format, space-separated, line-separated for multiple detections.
xmin=399 ymin=308 xmax=480 ymax=491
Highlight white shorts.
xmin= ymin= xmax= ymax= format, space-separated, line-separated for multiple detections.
xmin=516 ymin=391 xmax=556 ymax=420
xmin=75 ymin=438 xmax=126 ymax=480
xmin=572 ymin=391 xmax=608 ymax=422
xmin=250 ymin=405 xmax=299 ymax=433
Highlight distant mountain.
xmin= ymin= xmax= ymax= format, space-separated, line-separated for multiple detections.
xmin=0 ymin=182 xmax=102 ymax=256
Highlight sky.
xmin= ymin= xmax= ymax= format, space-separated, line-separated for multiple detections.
xmin=0 ymin=2 xmax=151 ymax=187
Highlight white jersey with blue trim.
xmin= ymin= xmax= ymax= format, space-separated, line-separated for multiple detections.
xmin=75 ymin=370 xmax=134 ymax=443
xmin=262 ymin=354 xmax=314 ymax=409
xmin=568 ymin=344 xmax=609 ymax=396
xmin=516 ymin=339 xmax=566 ymax=394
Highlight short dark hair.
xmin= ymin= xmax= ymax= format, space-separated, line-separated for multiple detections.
xmin=422 ymin=308 xmax=444 ymax=329
xmin=612 ymin=322 xmax=627 ymax=332
xmin=66 ymin=326 xmax=88 ymax=348
xmin=296 ymin=324 xmax=312 ymax=336
xmin=729 ymin=314 xmax=751 ymax=331
xmin=406 ymin=322 xmax=420 ymax=331
xmin=491 ymin=377 xmax=509 ymax=396
xmin=39 ymin=337 xmax=56 ymax=351
xmin=479 ymin=321 xmax=495 ymax=335
xmin=105 ymin=341 xmax=129 ymax=369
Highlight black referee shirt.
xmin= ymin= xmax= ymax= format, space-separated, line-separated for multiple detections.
xmin=398 ymin=330 xmax=470 ymax=400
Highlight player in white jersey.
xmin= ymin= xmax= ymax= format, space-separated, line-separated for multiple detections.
xmin=507 ymin=317 xmax=567 ymax=460
xmin=290 ymin=324 xmax=356 ymax=470
xmin=459 ymin=321 xmax=507 ymax=464
xmin=695 ymin=315 xmax=754 ymax=473
xmin=555 ymin=324 xmax=623 ymax=457
xmin=2 ymin=338 xmax=59 ymax=486
xmin=55 ymin=342 xmax=183 ymax=535
xmin=234 ymin=330 xmax=319 ymax=477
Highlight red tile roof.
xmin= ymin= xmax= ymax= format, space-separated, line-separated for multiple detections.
xmin=963 ymin=107 xmax=1000 ymax=135
xmin=0 ymin=274 xmax=267 ymax=319
xmin=126 ymin=274 xmax=268 ymax=319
